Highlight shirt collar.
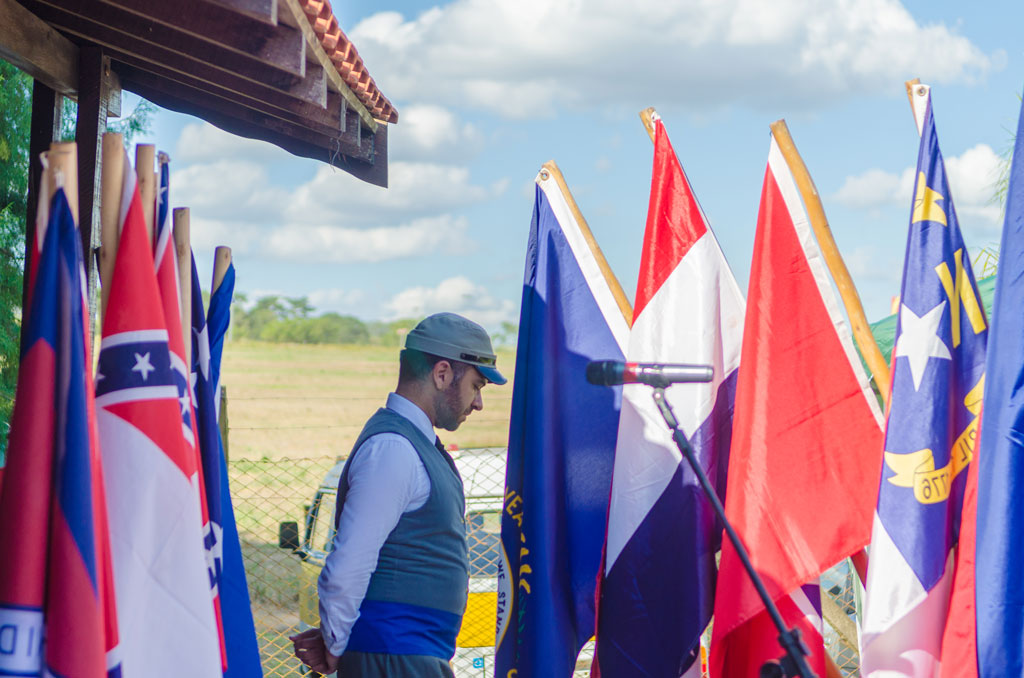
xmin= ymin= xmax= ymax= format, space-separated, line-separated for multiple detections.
xmin=385 ymin=392 xmax=436 ymax=442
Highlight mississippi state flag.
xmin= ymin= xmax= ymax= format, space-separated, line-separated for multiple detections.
xmin=96 ymin=151 xmax=221 ymax=677
xmin=861 ymin=85 xmax=988 ymax=678
xmin=711 ymin=130 xmax=884 ymax=677
xmin=496 ymin=162 xmax=630 ymax=678
xmin=0 ymin=187 xmax=121 ymax=677
xmin=596 ymin=115 xmax=744 ymax=677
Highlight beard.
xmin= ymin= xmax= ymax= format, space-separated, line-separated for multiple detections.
xmin=434 ymin=379 xmax=469 ymax=432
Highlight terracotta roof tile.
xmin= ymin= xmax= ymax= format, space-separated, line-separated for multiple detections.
xmin=297 ymin=0 xmax=397 ymax=123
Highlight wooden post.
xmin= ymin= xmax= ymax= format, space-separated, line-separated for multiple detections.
xmin=46 ymin=142 xmax=78 ymax=224
xmin=638 ymin=106 xmax=657 ymax=144
xmin=99 ymin=133 xmax=124 ymax=319
xmin=538 ymin=160 xmax=633 ymax=326
xmin=173 ymin=208 xmax=191 ymax=367
xmin=24 ymin=81 xmax=61 ymax=310
xmin=212 ymin=246 xmax=233 ymax=294
xmin=135 ymin=144 xmax=156 ymax=246
xmin=769 ymin=119 xmax=891 ymax=405
xmin=219 ymin=384 xmax=229 ymax=462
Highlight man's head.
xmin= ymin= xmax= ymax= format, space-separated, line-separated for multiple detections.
xmin=397 ymin=313 xmax=507 ymax=431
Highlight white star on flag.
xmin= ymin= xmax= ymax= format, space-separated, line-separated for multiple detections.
xmin=132 ymin=352 xmax=156 ymax=381
xmin=894 ymin=301 xmax=952 ymax=391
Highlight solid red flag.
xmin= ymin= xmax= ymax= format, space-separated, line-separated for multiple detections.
xmin=710 ymin=132 xmax=884 ymax=676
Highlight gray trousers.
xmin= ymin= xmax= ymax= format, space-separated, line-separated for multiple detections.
xmin=333 ymin=651 xmax=455 ymax=678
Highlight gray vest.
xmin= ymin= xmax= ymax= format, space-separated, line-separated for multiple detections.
xmin=336 ymin=408 xmax=469 ymax=616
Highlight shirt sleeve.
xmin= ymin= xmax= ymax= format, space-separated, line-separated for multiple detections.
xmin=317 ymin=433 xmax=430 ymax=656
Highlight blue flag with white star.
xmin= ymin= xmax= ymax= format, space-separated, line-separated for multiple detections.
xmin=861 ymin=88 xmax=988 ymax=675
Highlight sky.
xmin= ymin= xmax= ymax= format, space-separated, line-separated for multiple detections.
xmin=134 ymin=0 xmax=1024 ymax=333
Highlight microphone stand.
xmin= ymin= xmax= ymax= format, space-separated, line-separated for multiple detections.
xmin=650 ymin=386 xmax=817 ymax=678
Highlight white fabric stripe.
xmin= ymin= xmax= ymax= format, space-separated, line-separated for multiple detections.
xmin=535 ymin=171 xmax=630 ymax=354
xmin=118 ymin=149 xmax=137 ymax=231
xmin=605 ymin=233 xmax=744 ymax=570
xmin=910 ymin=85 xmax=930 ymax=137
xmin=790 ymin=583 xmax=824 ymax=636
xmin=861 ymin=512 xmax=928 ymax=634
xmin=169 ymin=351 xmax=188 ymax=377
xmin=96 ymin=386 xmax=179 ymax=407
xmin=181 ymin=423 xmax=195 ymax=448
xmin=101 ymin=329 xmax=169 ymax=348
xmin=766 ymin=137 xmax=884 ymax=429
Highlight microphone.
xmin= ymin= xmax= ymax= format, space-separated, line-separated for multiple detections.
xmin=586 ymin=361 xmax=714 ymax=388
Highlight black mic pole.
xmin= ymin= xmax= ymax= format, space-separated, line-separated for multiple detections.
xmin=649 ymin=387 xmax=817 ymax=678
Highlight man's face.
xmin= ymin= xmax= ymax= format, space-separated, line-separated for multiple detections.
xmin=435 ymin=365 xmax=487 ymax=432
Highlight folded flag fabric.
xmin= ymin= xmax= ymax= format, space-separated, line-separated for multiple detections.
xmin=711 ymin=129 xmax=884 ymax=676
xmin=861 ymin=84 xmax=988 ymax=678
xmin=596 ymin=115 xmax=744 ymax=678
xmin=496 ymin=162 xmax=630 ymax=678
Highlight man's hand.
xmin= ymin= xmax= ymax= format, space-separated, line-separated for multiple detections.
xmin=290 ymin=628 xmax=340 ymax=675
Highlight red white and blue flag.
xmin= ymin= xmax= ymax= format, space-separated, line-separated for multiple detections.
xmin=711 ymin=130 xmax=884 ymax=677
xmin=861 ymin=85 xmax=988 ymax=678
xmin=96 ymin=150 xmax=222 ymax=677
xmin=191 ymin=254 xmax=263 ymax=678
xmin=596 ymin=115 xmax=744 ymax=677
xmin=0 ymin=184 xmax=121 ymax=677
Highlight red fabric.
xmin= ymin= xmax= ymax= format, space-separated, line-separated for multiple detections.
xmin=710 ymin=156 xmax=884 ymax=675
xmin=939 ymin=431 xmax=980 ymax=678
xmin=633 ymin=122 xmax=708 ymax=317
xmin=712 ymin=594 xmax=826 ymax=678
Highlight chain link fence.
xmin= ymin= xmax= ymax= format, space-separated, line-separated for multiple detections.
xmin=228 ymin=454 xmax=861 ymax=678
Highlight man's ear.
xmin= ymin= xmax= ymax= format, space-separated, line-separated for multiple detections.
xmin=431 ymin=359 xmax=453 ymax=390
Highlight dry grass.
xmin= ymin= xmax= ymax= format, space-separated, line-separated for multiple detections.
xmin=220 ymin=341 xmax=516 ymax=460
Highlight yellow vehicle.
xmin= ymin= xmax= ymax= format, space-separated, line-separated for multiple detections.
xmin=280 ymin=447 xmax=506 ymax=676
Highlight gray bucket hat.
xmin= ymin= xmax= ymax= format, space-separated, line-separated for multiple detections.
xmin=404 ymin=312 xmax=507 ymax=385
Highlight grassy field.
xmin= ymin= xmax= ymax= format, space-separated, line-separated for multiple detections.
xmin=220 ymin=340 xmax=516 ymax=460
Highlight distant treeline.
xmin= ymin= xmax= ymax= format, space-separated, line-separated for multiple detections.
xmin=230 ymin=293 xmax=517 ymax=347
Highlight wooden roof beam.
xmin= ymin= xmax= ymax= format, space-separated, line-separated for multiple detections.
xmin=0 ymin=0 xmax=79 ymax=95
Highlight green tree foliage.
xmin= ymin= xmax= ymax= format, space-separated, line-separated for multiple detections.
xmin=0 ymin=61 xmax=32 ymax=456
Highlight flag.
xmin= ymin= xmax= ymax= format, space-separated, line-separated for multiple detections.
xmin=96 ymin=151 xmax=222 ymax=677
xmin=0 ymin=186 xmax=121 ymax=677
xmin=152 ymin=155 xmax=228 ymax=667
xmin=710 ymin=129 xmax=885 ymax=676
xmin=596 ymin=115 xmax=744 ymax=677
xmin=950 ymin=92 xmax=1024 ymax=677
xmin=860 ymin=86 xmax=987 ymax=677
xmin=495 ymin=162 xmax=630 ymax=677
xmin=191 ymin=254 xmax=263 ymax=678
xmin=207 ymin=260 xmax=234 ymax=422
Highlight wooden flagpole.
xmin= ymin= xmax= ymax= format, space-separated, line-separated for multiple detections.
xmin=212 ymin=246 xmax=233 ymax=295
xmin=173 ymin=207 xmax=191 ymax=367
xmin=769 ymin=119 xmax=891 ymax=406
xmin=538 ymin=160 xmax=633 ymax=326
xmin=135 ymin=144 xmax=155 ymax=246
xmin=46 ymin=142 xmax=78 ymax=225
xmin=99 ymin=133 xmax=124 ymax=319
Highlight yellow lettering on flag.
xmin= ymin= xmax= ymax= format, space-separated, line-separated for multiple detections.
xmin=884 ymin=376 xmax=984 ymax=504
xmin=912 ymin=172 xmax=948 ymax=226
xmin=935 ymin=248 xmax=987 ymax=347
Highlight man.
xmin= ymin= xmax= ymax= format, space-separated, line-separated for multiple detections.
xmin=291 ymin=313 xmax=507 ymax=677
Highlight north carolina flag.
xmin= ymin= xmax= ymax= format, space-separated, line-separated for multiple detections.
xmin=96 ymin=151 xmax=221 ymax=677
xmin=596 ymin=115 xmax=744 ymax=677
xmin=860 ymin=86 xmax=987 ymax=678
xmin=0 ymin=186 xmax=121 ymax=677
xmin=191 ymin=254 xmax=263 ymax=678
xmin=711 ymin=129 xmax=884 ymax=677
xmin=495 ymin=162 xmax=630 ymax=678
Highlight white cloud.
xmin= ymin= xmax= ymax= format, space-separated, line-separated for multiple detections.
xmin=173 ymin=160 xmax=289 ymax=222
xmin=389 ymin=104 xmax=483 ymax=162
xmin=833 ymin=144 xmax=1003 ymax=232
xmin=385 ymin=276 xmax=517 ymax=328
xmin=307 ymin=288 xmax=367 ymax=313
xmin=265 ymin=215 xmax=473 ymax=263
xmin=352 ymin=0 xmax=996 ymax=118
